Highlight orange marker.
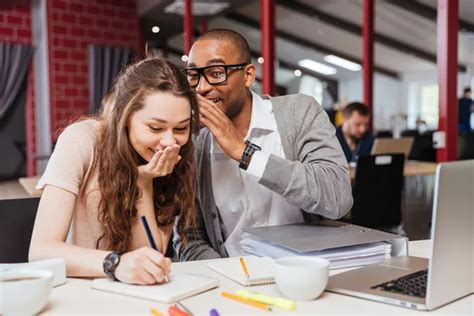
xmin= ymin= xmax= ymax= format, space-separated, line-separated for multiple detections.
xmin=239 ymin=257 xmax=250 ymax=279
xmin=221 ymin=291 xmax=272 ymax=311
xmin=168 ymin=305 xmax=189 ymax=316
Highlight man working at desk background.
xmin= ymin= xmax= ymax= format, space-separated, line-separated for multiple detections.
xmin=336 ymin=102 xmax=374 ymax=163
xmin=173 ymin=29 xmax=353 ymax=260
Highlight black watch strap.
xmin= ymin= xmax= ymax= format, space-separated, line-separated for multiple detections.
xmin=103 ymin=251 xmax=121 ymax=281
xmin=239 ymin=140 xmax=262 ymax=170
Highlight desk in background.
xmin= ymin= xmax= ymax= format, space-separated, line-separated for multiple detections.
xmin=43 ymin=240 xmax=472 ymax=315
xmin=349 ymin=161 xmax=437 ymax=179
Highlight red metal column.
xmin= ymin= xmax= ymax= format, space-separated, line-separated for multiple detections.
xmin=437 ymin=0 xmax=458 ymax=162
xmin=261 ymin=0 xmax=275 ymax=96
xmin=200 ymin=18 xmax=208 ymax=35
xmin=362 ymin=0 xmax=374 ymax=130
xmin=183 ymin=0 xmax=193 ymax=55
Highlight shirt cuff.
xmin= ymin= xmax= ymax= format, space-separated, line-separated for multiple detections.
xmin=245 ymin=150 xmax=270 ymax=179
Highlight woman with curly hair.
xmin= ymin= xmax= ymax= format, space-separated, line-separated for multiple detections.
xmin=29 ymin=57 xmax=199 ymax=285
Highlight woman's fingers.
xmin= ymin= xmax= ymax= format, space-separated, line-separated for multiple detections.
xmin=144 ymin=247 xmax=171 ymax=274
xmin=142 ymin=256 xmax=167 ymax=283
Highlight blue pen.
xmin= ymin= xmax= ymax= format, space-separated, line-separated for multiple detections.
xmin=140 ymin=215 xmax=169 ymax=282
xmin=141 ymin=215 xmax=158 ymax=250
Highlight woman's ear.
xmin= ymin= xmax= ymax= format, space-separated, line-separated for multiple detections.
xmin=244 ymin=64 xmax=256 ymax=88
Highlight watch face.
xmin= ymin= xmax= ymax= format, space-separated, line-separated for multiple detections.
xmin=104 ymin=260 xmax=113 ymax=271
xmin=104 ymin=252 xmax=120 ymax=274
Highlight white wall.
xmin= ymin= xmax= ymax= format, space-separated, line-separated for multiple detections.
xmin=339 ymin=74 xmax=402 ymax=131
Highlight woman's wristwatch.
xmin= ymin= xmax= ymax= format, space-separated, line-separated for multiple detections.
xmin=103 ymin=251 xmax=121 ymax=280
xmin=239 ymin=140 xmax=262 ymax=170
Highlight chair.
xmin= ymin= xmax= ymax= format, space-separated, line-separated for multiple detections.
xmin=0 ymin=197 xmax=40 ymax=263
xmin=350 ymin=154 xmax=405 ymax=233
xmin=458 ymin=131 xmax=474 ymax=160
xmin=408 ymin=131 xmax=436 ymax=162
xmin=374 ymin=130 xmax=393 ymax=138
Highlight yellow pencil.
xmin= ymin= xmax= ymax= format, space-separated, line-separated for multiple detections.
xmin=221 ymin=291 xmax=272 ymax=311
xmin=239 ymin=257 xmax=250 ymax=279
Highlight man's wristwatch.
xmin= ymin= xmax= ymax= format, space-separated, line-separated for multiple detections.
xmin=239 ymin=140 xmax=262 ymax=170
xmin=103 ymin=251 xmax=121 ymax=281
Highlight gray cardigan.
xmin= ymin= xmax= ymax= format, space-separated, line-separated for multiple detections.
xmin=173 ymin=93 xmax=353 ymax=261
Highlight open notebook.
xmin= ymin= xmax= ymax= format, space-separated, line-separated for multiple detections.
xmin=91 ymin=273 xmax=219 ymax=303
xmin=207 ymin=256 xmax=275 ymax=287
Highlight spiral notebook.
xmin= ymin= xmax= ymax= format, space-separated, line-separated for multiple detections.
xmin=207 ymin=256 xmax=275 ymax=287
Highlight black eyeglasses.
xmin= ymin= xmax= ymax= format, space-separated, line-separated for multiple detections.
xmin=184 ymin=63 xmax=248 ymax=88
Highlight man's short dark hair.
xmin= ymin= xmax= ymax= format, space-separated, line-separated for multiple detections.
xmin=464 ymin=87 xmax=471 ymax=94
xmin=342 ymin=102 xmax=370 ymax=119
xmin=195 ymin=28 xmax=251 ymax=64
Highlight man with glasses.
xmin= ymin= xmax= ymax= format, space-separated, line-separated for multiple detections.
xmin=173 ymin=29 xmax=352 ymax=260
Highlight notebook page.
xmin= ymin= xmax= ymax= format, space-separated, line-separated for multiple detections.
xmin=91 ymin=273 xmax=219 ymax=303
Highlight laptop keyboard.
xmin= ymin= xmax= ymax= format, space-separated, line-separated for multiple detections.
xmin=371 ymin=269 xmax=428 ymax=298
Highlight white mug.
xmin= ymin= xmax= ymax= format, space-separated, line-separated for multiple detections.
xmin=274 ymin=257 xmax=329 ymax=301
xmin=0 ymin=269 xmax=53 ymax=315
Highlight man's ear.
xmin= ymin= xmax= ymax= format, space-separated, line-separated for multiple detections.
xmin=244 ymin=64 xmax=256 ymax=88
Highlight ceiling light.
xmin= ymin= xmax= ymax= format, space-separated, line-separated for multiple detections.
xmin=181 ymin=55 xmax=188 ymax=62
xmin=294 ymin=69 xmax=302 ymax=77
xmin=151 ymin=26 xmax=160 ymax=33
xmin=323 ymin=55 xmax=361 ymax=71
xmin=164 ymin=1 xmax=229 ymax=16
xmin=297 ymin=59 xmax=337 ymax=75
xmin=257 ymin=57 xmax=264 ymax=64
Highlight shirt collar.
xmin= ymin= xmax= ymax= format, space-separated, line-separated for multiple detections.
xmin=247 ymin=90 xmax=277 ymax=135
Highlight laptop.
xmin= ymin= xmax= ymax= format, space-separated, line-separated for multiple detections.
xmin=371 ymin=137 xmax=414 ymax=158
xmin=0 ymin=197 xmax=40 ymax=263
xmin=326 ymin=160 xmax=474 ymax=310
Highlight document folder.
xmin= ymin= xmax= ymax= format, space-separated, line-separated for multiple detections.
xmin=244 ymin=220 xmax=408 ymax=258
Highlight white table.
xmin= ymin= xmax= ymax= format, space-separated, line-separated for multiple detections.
xmin=43 ymin=240 xmax=473 ymax=315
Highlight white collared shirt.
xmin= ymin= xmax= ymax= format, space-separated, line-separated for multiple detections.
xmin=210 ymin=91 xmax=304 ymax=256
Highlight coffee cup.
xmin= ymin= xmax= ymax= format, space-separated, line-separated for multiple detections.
xmin=0 ymin=269 xmax=53 ymax=315
xmin=274 ymin=257 xmax=329 ymax=301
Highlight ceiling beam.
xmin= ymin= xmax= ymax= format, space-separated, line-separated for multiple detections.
xmin=276 ymin=0 xmax=467 ymax=72
xmin=387 ymin=0 xmax=474 ymax=33
xmin=226 ymin=12 xmax=400 ymax=79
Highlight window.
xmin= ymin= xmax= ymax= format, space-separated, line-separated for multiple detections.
xmin=407 ymin=82 xmax=438 ymax=129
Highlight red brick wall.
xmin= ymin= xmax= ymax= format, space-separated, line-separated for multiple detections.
xmin=0 ymin=3 xmax=36 ymax=175
xmin=0 ymin=3 xmax=32 ymax=44
xmin=47 ymin=0 xmax=141 ymax=133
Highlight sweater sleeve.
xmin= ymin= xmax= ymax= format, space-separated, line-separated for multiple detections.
xmin=259 ymin=95 xmax=353 ymax=219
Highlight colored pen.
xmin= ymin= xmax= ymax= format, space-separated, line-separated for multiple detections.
xmin=168 ymin=305 xmax=189 ymax=316
xmin=239 ymin=257 xmax=250 ymax=279
xmin=209 ymin=308 xmax=220 ymax=316
xmin=236 ymin=290 xmax=297 ymax=311
xmin=175 ymin=301 xmax=193 ymax=316
xmin=150 ymin=307 xmax=165 ymax=316
xmin=140 ymin=215 xmax=169 ymax=283
xmin=221 ymin=291 xmax=272 ymax=311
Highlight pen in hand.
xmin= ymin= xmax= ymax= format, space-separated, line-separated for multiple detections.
xmin=140 ymin=215 xmax=169 ymax=283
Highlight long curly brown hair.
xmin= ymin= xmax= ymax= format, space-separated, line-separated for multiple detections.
xmin=92 ymin=57 xmax=199 ymax=252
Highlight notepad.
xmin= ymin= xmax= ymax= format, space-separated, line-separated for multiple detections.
xmin=207 ymin=256 xmax=275 ymax=287
xmin=91 ymin=273 xmax=219 ymax=303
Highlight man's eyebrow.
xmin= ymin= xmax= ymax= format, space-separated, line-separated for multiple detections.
xmin=187 ymin=58 xmax=227 ymax=68
xmin=147 ymin=117 xmax=191 ymax=124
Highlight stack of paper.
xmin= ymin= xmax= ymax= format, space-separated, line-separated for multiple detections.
xmin=240 ymin=236 xmax=392 ymax=270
